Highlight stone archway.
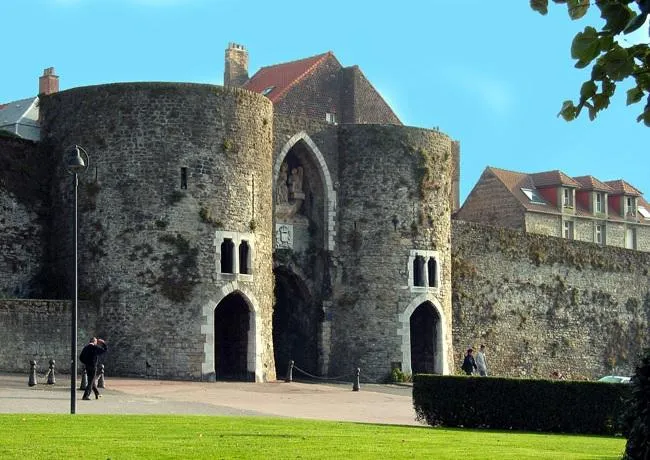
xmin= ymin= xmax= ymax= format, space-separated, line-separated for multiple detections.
xmin=274 ymin=132 xmax=336 ymax=251
xmin=398 ymin=294 xmax=449 ymax=375
xmin=409 ymin=303 xmax=439 ymax=374
xmin=273 ymin=266 xmax=320 ymax=378
xmin=214 ymin=292 xmax=252 ymax=381
xmin=202 ymin=286 xmax=262 ymax=382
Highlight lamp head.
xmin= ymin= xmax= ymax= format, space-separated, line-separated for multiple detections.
xmin=66 ymin=145 xmax=88 ymax=174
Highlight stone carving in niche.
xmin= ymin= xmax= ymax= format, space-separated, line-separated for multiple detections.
xmin=275 ymin=160 xmax=307 ymax=223
xmin=275 ymin=224 xmax=293 ymax=249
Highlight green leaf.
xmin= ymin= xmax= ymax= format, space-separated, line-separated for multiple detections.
xmin=571 ymin=27 xmax=601 ymax=64
xmin=585 ymin=102 xmax=597 ymax=121
xmin=592 ymin=93 xmax=611 ymax=111
xmin=627 ymin=87 xmax=645 ymax=105
xmin=600 ymin=3 xmax=634 ymax=35
xmin=580 ymin=80 xmax=598 ymax=99
xmin=602 ymin=79 xmax=616 ymax=97
xmin=530 ymin=0 xmax=548 ymax=15
xmin=591 ymin=64 xmax=606 ymax=81
xmin=558 ymin=100 xmax=577 ymax=121
xmin=602 ymin=46 xmax=634 ymax=81
xmin=624 ymin=12 xmax=649 ymax=34
xmin=567 ymin=0 xmax=589 ymax=20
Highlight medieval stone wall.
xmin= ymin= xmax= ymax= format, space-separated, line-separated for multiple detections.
xmin=0 ymin=136 xmax=49 ymax=298
xmin=452 ymin=220 xmax=650 ymax=379
xmin=331 ymin=124 xmax=454 ymax=381
xmin=0 ymin=299 xmax=97 ymax=373
xmin=38 ymin=83 xmax=275 ymax=380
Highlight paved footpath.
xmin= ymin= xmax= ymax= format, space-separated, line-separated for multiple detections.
xmin=0 ymin=373 xmax=421 ymax=426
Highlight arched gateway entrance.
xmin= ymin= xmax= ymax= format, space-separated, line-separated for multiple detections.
xmin=214 ymin=292 xmax=254 ymax=381
xmin=272 ymin=267 xmax=320 ymax=378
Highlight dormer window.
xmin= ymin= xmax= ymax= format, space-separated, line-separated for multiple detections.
xmin=625 ymin=197 xmax=636 ymax=216
xmin=595 ymin=192 xmax=604 ymax=213
xmin=563 ymin=188 xmax=573 ymax=208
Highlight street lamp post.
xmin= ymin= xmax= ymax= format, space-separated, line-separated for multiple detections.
xmin=66 ymin=145 xmax=89 ymax=415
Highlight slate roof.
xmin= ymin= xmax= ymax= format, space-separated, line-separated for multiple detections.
xmin=0 ymin=97 xmax=38 ymax=129
xmin=243 ymin=52 xmax=333 ymax=103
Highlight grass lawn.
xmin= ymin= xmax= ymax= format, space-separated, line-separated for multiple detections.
xmin=0 ymin=414 xmax=625 ymax=459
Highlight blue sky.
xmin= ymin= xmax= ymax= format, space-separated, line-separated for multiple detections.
xmin=3 ymin=0 xmax=648 ymax=202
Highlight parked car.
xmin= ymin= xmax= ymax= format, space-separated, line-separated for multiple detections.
xmin=597 ymin=375 xmax=631 ymax=384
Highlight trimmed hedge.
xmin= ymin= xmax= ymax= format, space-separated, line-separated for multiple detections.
xmin=413 ymin=375 xmax=631 ymax=435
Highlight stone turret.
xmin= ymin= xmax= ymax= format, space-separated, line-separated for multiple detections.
xmin=224 ymin=43 xmax=249 ymax=87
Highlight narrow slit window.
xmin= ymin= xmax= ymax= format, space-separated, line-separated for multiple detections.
xmin=239 ymin=240 xmax=250 ymax=274
xmin=413 ymin=255 xmax=425 ymax=287
xmin=180 ymin=167 xmax=188 ymax=190
xmin=427 ymin=257 xmax=437 ymax=287
xmin=220 ymin=239 xmax=234 ymax=273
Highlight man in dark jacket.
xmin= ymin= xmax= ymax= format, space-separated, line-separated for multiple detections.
xmin=79 ymin=337 xmax=107 ymax=400
xmin=461 ymin=348 xmax=477 ymax=376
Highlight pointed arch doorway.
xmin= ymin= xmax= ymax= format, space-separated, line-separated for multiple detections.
xmin=410 ymin=302 xmax=439 ymax=374
xmin=272 ymin=266 xmax=320 ymax=378
xmin=214 ymin=292 xmax=253 ymax=381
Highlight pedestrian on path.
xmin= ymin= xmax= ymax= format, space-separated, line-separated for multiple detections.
xmin=476 ymin=344 xmax=488 ymax=377
xmin=79 ymin=337 xmax=108 ymax=400
xmin=461 ymin=348 xmax=477 ymax=376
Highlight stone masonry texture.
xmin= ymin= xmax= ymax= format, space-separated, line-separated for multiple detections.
xmin=1 ymin=76 xmax=648 ymax=383
xmin=452 ymin=220 xmax=650 ymax=379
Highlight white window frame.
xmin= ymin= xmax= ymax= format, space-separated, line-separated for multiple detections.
xmin=407 ymin=249 xmax=440 ymax=293
xmin=625 ymin=227 xmax=636 ymax=249
xmin=563 ymin=220 xmax=574 ymax=240
xmin=325 ymin=112 xmax=337 ymax=125
xmin=214 ymin=230 xmax=255 ymax=281
xmin=563 ymin=188 xmax=574 ymax=208
xmin=595 ymin=223 xmax=604 ymax=245
xmin=595 ymin=192 xmax=604 ymax=214
xmin=626 ymin=197 xmax=636 ymax=216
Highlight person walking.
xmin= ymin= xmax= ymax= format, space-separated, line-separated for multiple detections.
xmin=461 ymin=348 xmax=477 ymax=376
xmin=476 ymin=344 xmax=488 ymax=377
xmin=79 ymin=337 xmax=108 ymax=400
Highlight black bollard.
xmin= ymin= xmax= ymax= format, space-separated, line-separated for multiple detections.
xmin=28 ymin=360 xmax=37 ymax=387
xmin=97 ymin=364 xmax=105 ymax=389
xmin=352 ymin=367 xmax=360 ymax=392
xmin=79 ymin=366 xmax=88 ymax=390
xmin=285 ymin=360 xmax=294 ymax=383
xmin=46 ymin=359 xmax=56 ymax=385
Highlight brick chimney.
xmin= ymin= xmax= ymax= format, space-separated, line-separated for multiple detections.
xmin=39 ymin=67 xmax=59 ymax=95
xmin=224 ymin=43 xmax=248 ymax=87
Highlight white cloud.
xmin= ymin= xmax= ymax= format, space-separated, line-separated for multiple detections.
xmin=444 ymin=69 xmax=514 ymax=118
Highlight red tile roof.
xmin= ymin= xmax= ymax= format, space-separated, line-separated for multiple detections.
xmin=488 ymin=167 xmax=554 ymax=214
xmin=530 ymin=170 xmax=580 ymax=188
xmin=572 ymin=175 xmax=614 ymax=192
xmin=603 ymin=179 xmax=642 ymax=196
xmin=243 ymin=52 xmax=333 ymax=103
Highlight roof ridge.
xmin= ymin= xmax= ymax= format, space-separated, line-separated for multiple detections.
xmin=270 ymin=52 xmax=332 ymax=102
